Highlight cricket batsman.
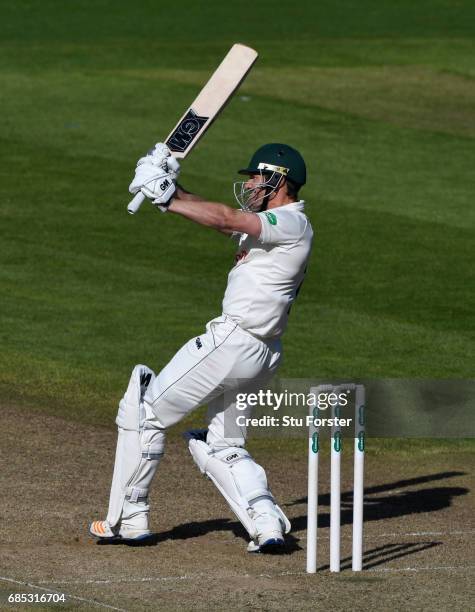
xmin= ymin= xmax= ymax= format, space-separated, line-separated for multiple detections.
xmin=90 ymin=143 xmax=313 ymax=553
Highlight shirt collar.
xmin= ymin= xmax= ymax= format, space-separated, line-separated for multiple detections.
xmin=275 ymin=200 xmax=305 ymax=212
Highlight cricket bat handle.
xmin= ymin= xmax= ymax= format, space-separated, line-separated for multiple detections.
xmin=127 ymin=192 xmax=145 ymax=214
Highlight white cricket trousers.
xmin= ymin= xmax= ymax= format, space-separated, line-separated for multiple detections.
xmin=143 ymin=315 xmax=282 ymax=447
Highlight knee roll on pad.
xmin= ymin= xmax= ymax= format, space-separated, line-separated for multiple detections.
xmin=116 ymin=364 xmax=155 ymax=430
xmin=188 ymin=438 xmax=290 ymax=538
xmin=106 ymin=364 xmax=165 ymax=527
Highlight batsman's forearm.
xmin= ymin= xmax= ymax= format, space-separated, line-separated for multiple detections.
xmin=175 ymin=184 xmax=205 ymax=202
xmin=168 ymin=198 xmax=235 ymax=231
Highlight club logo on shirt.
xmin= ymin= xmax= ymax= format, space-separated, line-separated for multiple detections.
xmin=265 ymin=212 xmax=277 ymax=225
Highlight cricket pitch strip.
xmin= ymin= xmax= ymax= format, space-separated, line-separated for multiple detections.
xmin=0 ymin=405 xmax=473 ymax=611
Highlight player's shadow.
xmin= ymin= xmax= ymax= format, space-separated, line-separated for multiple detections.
xmin=287 ymin=471 xmax=468 ymax=533
xmin=284 ymin=470 xmax=468 ymax=564
xmin=94 ymin=517 xmax=294 ymax=550
xmin=95 ymin=517 xmax=299 ymax=550
xmin=95 ymin=471 xmax=467 ymax=561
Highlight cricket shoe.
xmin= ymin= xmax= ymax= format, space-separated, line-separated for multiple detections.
xmin=247 ymin=513 xmax=286 ymax=554
xmin=247 ymin=535 xmax=286 ymax=554
xmin=89 ymin=520 xmax=152 ymax=544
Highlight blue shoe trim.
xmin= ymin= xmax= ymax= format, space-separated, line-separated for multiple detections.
xmin=261 ymin=538 xmax=284 ymax=548
xmin=258 ymin=538 xmax=286 ymax=554
xmin=119 ymin=532 xmax=153 ymax=542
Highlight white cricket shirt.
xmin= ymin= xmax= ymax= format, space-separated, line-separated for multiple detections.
xmin=222 ymin=200 xmax=313 ymax=339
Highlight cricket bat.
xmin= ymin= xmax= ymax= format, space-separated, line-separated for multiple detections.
xmin=127 ymin=43 xmax=258 ymax=214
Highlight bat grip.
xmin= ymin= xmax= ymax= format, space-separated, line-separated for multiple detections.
xmin=127 ymin=192 xmax=146 ymax=214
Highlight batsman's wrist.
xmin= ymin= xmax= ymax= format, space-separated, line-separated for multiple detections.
xmin=155 ymin=197 xmax=174 ymax=213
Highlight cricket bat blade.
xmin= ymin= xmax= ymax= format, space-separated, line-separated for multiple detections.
xmin=126 ymin=43 xmax=258 ymax=215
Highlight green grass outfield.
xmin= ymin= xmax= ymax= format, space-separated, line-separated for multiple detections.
xmin=0 ymin=0 xmax=474 ymax=425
